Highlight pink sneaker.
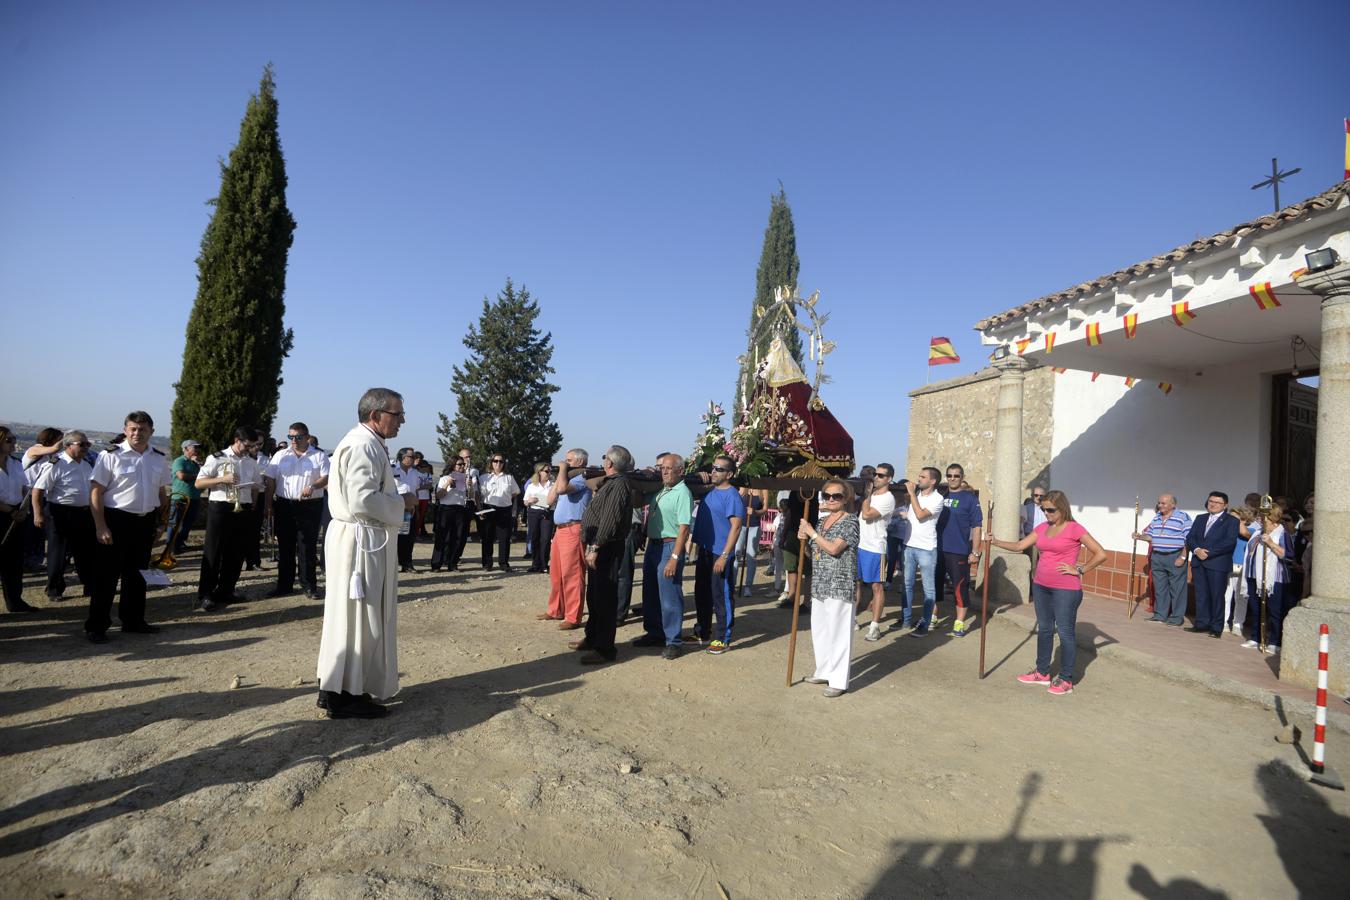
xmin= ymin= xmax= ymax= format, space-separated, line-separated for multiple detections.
xmin=1017 ymin=670 xmax=1052 ymax=686
xmin=1046 ymin=677 xmax=1074 ymax=696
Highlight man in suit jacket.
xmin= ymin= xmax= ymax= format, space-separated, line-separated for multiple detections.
xmin=1185 ymin=491 xmax=1241 ymax=637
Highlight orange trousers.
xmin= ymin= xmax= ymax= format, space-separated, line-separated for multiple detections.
xmin=548 ymin=524 xmax=585 ymax=623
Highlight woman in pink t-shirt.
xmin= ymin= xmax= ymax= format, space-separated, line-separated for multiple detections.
xmin=990 ymin=490 xmax=1107 ymax=695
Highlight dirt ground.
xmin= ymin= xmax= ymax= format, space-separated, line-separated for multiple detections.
xmin=3 ymin=539 xmax=1349 ymax=900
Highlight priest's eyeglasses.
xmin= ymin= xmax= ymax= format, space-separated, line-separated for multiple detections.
xmin=375 ymin=409 xmax=406 ymax=419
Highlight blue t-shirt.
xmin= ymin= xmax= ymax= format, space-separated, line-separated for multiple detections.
xmin=937 ymin=491 xmax=983 ymax=556
xmin=693 ymin=486 xmax=747 ymax=551
xmin=553 ymin=474 xmax=592 ymax=524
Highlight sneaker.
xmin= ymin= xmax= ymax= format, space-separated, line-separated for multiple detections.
xmin=1017 ymin=670 xmax=1052 ymax=686
xmin=822 ymin=687 xmax=846 ymax=698
xmin=864 ymin=623 xmax=882 ymax=642
xmin=661 ymin=644 xmax=682 ymax=660
xmin=776 ymin=591 xmax=792 ymax=607
xmin=1046 ymin=677 xmax=1074 ymax=696
xmin=1240 ymin=639 xmax=1258 ymax=649
xmin=1264 ymin=644 xmax=1280 ymax=655
xmin=804 ymin=676 xmax=828 ymax=684
xmin=707 ymin=640 xmax=728 ymax=655
xmin=952 ymin=619 xmax=968 ymax=637
xmin=909 ymin=625 xmax=929 ymax=638
xmin=930 ymin=614 xmax=949 ymax=628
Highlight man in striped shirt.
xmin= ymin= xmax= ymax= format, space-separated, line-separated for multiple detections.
xmin=1133 ymin=493 xmax=1193 ymax=626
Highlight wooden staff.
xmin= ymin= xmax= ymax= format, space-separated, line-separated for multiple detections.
xmin=1127 ymin=496 xmax=1140 ymax=618
xmin=785 ymin=493 xmax=815 ymax=687
xmin=978 ymin=500 xmax=993 ymax=678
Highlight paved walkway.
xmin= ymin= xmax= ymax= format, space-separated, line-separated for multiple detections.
xmin=998 ymin=591 xmax=1349 ymax=727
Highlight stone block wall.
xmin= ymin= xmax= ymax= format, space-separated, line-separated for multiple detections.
xmin=906 ymin=365 xmax=1055 ymax=500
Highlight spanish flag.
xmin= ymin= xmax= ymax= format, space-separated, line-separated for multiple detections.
xmin=1158 ymin=382 xmax=1173 ymax=395
xmin=1086 ymin=322 xmax=1103 ymax=346
xmin=1171 ymin=302 xmax=1196 ymax=327
xmin=1249 ymin=282 xmax=1282 ymax=311
xmin=1124 ymin=313 xmax=1138 ymax=339
xmin=1124 ymin=377 xmax=1137 ymax=388
xmin=1043 ymin=332 xmax=1057 ymax=354
xmin=928 ymin=336 xmax=959 ymax=366
xmin=1015 ymin=338 xmax=1032 ymax=355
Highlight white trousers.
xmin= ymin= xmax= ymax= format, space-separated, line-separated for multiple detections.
xmin=1225 ymin=565 xmax=1246 ymax=628
xmin=810 ymin=594 xmax=854 ymax=690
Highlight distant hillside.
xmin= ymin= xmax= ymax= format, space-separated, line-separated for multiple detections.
xmin=1 ymin=420 xmax=173 ymax=453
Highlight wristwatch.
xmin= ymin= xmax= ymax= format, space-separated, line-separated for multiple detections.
xmin=1075 ymin=565 xmax=1085 ymax=576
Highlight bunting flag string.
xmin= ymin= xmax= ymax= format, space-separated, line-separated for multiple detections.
xmin=1086 ymin=322 xmax=1103 ymax=346
xmin=1015 ymin=338 xmax=1032 ymax=355
xmin=1158 ymin=382 xmax=1173 ymax=395
xmin=1043 ymin=332 xmax=1057 ymax=353
xmin=1291 ymin=267 xmax=1309 ymax=280
xmin=1124 ymin=377 xmax=1137 ymax=388
xmin=1124 ymin=313 xmax=1138 ymax=339
xmin=1052 ymin=367 xmax=1067 ymax=374
xmin=1249 ymin=282 xmax=1282 ymax=311
xmin=1171 ymin=302 xmax=1196 ymax=327
xmin=1090 ymin=372 xmax=1101 ymax=382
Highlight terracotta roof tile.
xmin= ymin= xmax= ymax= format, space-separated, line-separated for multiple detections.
xmin=975 ymin=179 xmax=1350 ymax=331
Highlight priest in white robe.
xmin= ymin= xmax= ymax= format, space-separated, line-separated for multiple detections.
xmin=316 ymin=387 xmax=411 ymax=719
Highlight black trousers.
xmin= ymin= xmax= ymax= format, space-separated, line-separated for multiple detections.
xmin=199 ymin=501 xmax=250 ymax=602
xmin=615 ymin=522 xmax=640 ymax=619
xmin=397 ymin=528 xmax=415 ymax=569
xmin=46 ymin=503 xmax=96 ymax=598
xmin=582 ymin=541 xmax=624 ymax=658
xmin=480 ymin=505 xmax=513 ymax=568
xmin=527 ymin=508 xmax=553 ymax=572
xmin=87 ymin=506 xmax=157 ymax=633
xmin=431 ymin=504 xmax=469 ymax=570
xmin=1 ymin=514 xmax=25 ymax=611
xmin=274 ymin=497 xmax=323 ymax=592
xmin=942 ymin=551 xmax=972 ymax=610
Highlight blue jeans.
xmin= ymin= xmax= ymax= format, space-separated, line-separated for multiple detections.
xmin=903 ymin=545 xmax=937 ymax=628
xmin=168 ymin=496 xmax=200 ymax=553
xmin=643 ymin=538 xmax=686 ymax=645
xmin=885 ymin=536 xmax=904 ymax=582
xmin=1032 ymin=583 xmax=1082 ymax=680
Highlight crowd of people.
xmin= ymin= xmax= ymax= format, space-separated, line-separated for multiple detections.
xmin=0 ymin=403 xmax=1319 ymax=714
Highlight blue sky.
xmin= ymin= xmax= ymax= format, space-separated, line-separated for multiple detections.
xmin=3 ymin=1 xmax=1348 ymax=471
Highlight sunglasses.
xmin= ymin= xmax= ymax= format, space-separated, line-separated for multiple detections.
xmin=946 ymin=474 xmax=963 ymax=479
xmin=1040 ymin=506 xmax=1059 ymax=513
xmin=288 ymin=434 xmax=308 ymax=441
xmin=491 ymin=458 xmax=504 ymax=463
xmin=1032 ymin=494 xmax=1045 ymax=499
xmin=875 ymin=472 xmax=891 ymax=479
xmin=711 ymin=465 xmax=731 ymax=473
xmin=822 ymin=491 xmax=846 ymax=501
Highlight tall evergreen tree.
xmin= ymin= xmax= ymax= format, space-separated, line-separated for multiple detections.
xmin=171 ymin=65 xmax=296 ymax=452
xmin=436 ymin=279 xmax=562 ymax=483
xmin=735 ymin=186 xmax=801 ymax=418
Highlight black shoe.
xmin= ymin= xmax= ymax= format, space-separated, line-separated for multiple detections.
xmin=46 ymin=593 xmax=66 ymax=602
xmin=121 ymin=623 xmax=160 ymax=634
xmin=499 ymin=565 xmax=513 ymax=573
xmin=244 ymin=564 xmax=257 ymax=572
xmin=632 ymin=634 xmax=665 ymax=648
xmin=87 ymin=631 xmax=110 ymax=644
xmin=196 ymin=599 xmax=222 ymax=612
xmin=1210 ymin=631 xmax=1223 ymax=639
xmin=316 ymin=690 xmax=334 ymax=710
xmin=482 ymin=563 xmax=493 ymax=571
xmin=6 ymin=600 xmax=36 ymax=614
xmin=1184 ymin=626 xmax=1207 ymax=633
xmin=267 ymin=588 xmax=297 ymax=599
xmin=326 ymin=696 xmax=389 ymax=719
xmin=662 ymin=644 xmax=682 ymax=660
xmin=304 ymin=589 xmax=322 ymax=600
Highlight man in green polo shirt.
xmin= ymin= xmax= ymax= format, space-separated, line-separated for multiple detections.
xmin=633 ymin=453 xmax=692 ymax=659
xmin=167 ymin=440 xmax=204 ymax=554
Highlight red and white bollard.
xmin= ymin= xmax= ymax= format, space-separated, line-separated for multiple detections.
xmin=1313 ymin=624 xmax=1330 ymax=775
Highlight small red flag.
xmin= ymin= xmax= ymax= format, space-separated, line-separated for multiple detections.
xmin=1172 ymin=302 xmax=1196 ymax=327
xmin=1249 ymin=283 xmax=1282 ymax=311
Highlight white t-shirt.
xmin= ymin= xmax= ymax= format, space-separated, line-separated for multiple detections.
xmin=859 ymin=489 xmax=895 ymax=553
xmin=905 ymin=489 xmax=944 ymax=551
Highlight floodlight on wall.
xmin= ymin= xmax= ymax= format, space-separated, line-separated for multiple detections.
xmin=991 ymin=345 xmax=1010 ymax=361
xmin=1305 ymin=247 xmax=1340 ymax=273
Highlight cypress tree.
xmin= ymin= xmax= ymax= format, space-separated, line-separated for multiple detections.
xmin=171 ymin=64 xmax=296 ymax=452
xmin=735 ymin=186 xmax=801 ymax=418
xmin=435 ymin=279 xmax=563 ymax=483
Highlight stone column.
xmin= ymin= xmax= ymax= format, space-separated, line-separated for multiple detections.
xmin=988 ymin=354 xmax=1034 ymax=604
xmin=1281 ymin=260 xmax=1350 ymax=694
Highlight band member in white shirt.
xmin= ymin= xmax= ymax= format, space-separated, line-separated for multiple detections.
xmin=0 ymin=427 xmax=34 ymax=613
xmin=431 ymin=458 xmax=470 ymax=572
xmin=87 ymin=412 xmax=173 ymax=641
xmin=194 ymin=427 xmax=263 ymax=611
xmin=478 ymin=453 xmax=520 ymax=571
xmin=31 ymin=430 xmax=96 ymax=601
xmin=266 ymin=422 xmax=329 ymax=599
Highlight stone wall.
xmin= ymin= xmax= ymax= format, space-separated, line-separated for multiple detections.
xmin=905 ymin=365 xmax=1055 ymax=499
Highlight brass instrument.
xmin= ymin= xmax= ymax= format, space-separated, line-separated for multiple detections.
xmin=1257 ymin=493 xmax=1275 ymax=651
xmin=220 ymin=461 xmax=244 ymax=513
xmin=152 ymin=498 xmax=188 ymax=570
